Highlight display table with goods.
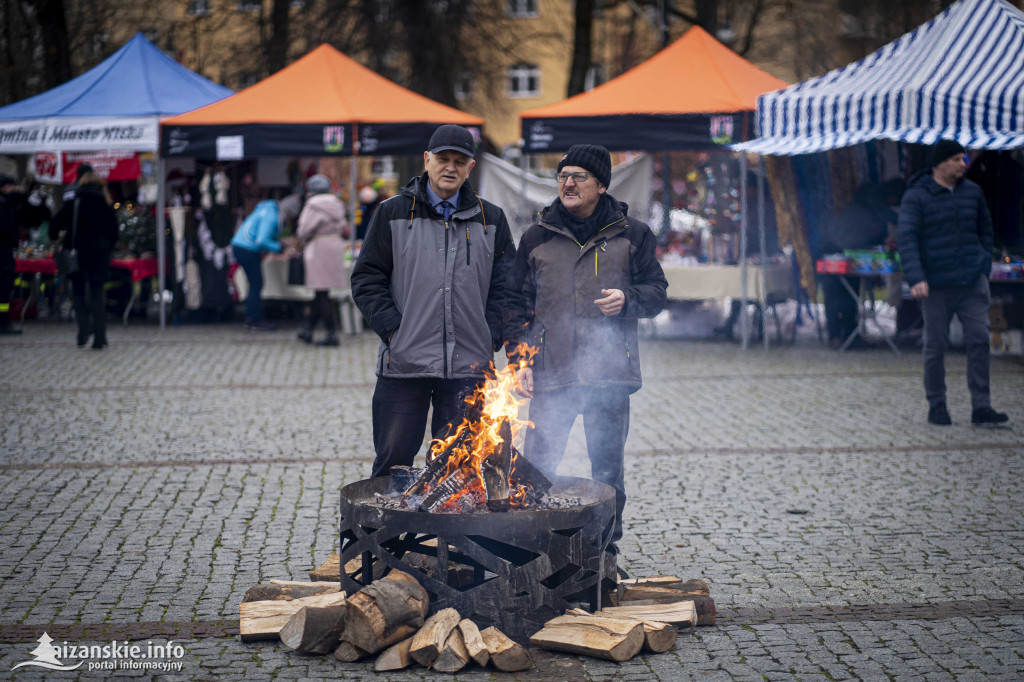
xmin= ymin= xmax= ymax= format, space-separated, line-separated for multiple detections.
xmin=816 ymin=250 xmax=901 ymax=354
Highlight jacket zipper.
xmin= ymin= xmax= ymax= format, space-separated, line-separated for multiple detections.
xmin=443 ymin=215 xmax=450 ymax=377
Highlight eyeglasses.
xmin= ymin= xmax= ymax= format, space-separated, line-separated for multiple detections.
xmin=556 ymin=171 xmax=592 ymax=184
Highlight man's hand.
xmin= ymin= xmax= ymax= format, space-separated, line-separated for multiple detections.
xmin=595 ymin=288 xmax=625 ymax=316
xmin=514 ymin=366 xmax=534 ymax=398
xmin=910 ymin=282 xmax=929 ymax=299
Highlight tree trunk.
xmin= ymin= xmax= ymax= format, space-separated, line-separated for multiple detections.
xmin=31 ymin=0 xmax=72 ymax=88
xmin=341 ymin=570 xmax=429 ymax=653
xmin=567 ymin=0 xmax=595 ymax=97
xmin=266 ymin=0 xmax=290 ymax=74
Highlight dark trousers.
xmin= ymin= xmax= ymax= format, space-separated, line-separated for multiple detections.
xmin=71 ymin=276 xmax=107 ymax=346
xmin=0 ymin=264 xmax=13 ymax=328
xmin=306 ymin=290 xmax=337 ymax=335
xmin=822 ymin=274 xmax=858 ymax=341
xmin=921 ymin=275 xmax=991 ymax=410
xmin=370 ymin=376 xmax=483 ymax=478
xmin=525 ymin=386 xmax=630 ymax=543
xmin=232 ymin=245 xmax=263 ymax=323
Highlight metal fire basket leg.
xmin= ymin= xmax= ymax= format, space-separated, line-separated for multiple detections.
xmin=338 ymin=475 xmax=617 ymax=643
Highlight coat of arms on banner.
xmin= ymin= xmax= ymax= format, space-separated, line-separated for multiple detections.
xmin=323 ymin=126 xmax=345 ymax=153
xmin=710 ymin=116 xmax=734 ymax=145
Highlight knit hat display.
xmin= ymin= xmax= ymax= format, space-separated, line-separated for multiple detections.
xmin=428 ymin=124 xmax=476 ymax=158
xmin=557 ymin=144 xmax=612 ymax=188
xmin=929 ymin=140 xmax=966 ymax=168
xmin=306 ymin=174 xmax=331 ymax=194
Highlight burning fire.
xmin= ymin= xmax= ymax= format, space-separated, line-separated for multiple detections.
xmin=414 ymin=343 xmax=539 ymax=512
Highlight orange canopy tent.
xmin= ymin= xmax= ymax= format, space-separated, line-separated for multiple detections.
xmin=161 ymin=44 xmax=483 ymax=158
xmin=520 ymin=26 xmax=787 ymax=152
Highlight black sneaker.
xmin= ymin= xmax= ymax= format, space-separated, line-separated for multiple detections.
xmin=972 ymin=407 xmax=1008 ymax=425
xmin=928 ymin=403 xmax=952 ymax=425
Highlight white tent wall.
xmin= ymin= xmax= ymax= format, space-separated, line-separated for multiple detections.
xmin=475 ymin=152 xmax=653 ymax=245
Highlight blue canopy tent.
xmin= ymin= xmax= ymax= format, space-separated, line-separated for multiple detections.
xmin=0 ymin=32 xmax=233 ymax=327
xmin=734 ymin=0 xmax=1024 ymax=155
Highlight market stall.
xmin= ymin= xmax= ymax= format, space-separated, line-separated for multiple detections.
xmin=733 ymin=0 xmax=1024 ymax=350
xmin=519 ymin=26 xmax=789 ymax=348
xmin=160 ymin=43 xmax=483 ymax=330
xmin=0 ymin=32 xmax=233 ymax=326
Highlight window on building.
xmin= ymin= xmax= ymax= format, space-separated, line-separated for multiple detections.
xmin=454 ymin=73 xmax=474 ymax=101
xmin=507 ymin=63 xmax=540 ymax=98
xmin=187 ymin=0 xmax=210 ymax=16
xmin=506 ymin=0 xmax=538 ymax=18
xmin=236 ymin=0 xmax=262 ymax=12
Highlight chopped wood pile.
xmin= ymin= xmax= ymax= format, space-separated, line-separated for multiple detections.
xmin=241 ymin=566 xmax=716 ymax=671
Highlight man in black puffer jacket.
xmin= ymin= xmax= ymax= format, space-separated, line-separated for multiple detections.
xmin=505 ymin=144 xmax=667 ymax=549
xmin=897 ymin=140 xmax=1007 ymax=426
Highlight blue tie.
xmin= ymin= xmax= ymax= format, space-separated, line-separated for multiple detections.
xmin=440 ymin=201 xmax=453 ymax=222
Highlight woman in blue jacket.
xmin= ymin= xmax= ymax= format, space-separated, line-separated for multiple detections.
xmin=231 ymin=192 xmax=299 ymax=331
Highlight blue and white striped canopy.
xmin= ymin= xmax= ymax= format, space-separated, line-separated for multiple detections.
xmin=734 ymin=0 xmax=1024 ymax=155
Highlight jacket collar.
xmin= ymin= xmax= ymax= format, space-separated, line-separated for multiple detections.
xmin=403 ymin=173 xmax=481 ymax=219
xmin=538 ymin=195 xmax=628 ymax=245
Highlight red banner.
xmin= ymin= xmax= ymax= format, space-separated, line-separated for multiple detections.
xmin=61 ymin=151 xmax=140 ymax=183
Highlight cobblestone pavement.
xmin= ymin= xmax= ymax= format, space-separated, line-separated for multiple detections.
xmin=1 ymin=320 xmax=1022 ymax=681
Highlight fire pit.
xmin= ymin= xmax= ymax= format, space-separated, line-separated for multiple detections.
xmin=338 ymin=474 xmax=617 ymax=642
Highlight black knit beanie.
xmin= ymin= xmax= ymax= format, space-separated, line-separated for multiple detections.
xmin=557 ymin=144 xmax=612 ymax=189
xmin=929 ymin=140 xmax=965 ymax=168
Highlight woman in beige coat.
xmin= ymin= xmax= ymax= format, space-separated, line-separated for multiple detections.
xmin=295 ymin=174 xmax=348 ymax=346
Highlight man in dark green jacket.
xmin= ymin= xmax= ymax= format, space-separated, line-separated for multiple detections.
xmin=897 ymin=140 xmax=1007 ymax=426
xmin=505 ymin=144 xmax=667 ymax=548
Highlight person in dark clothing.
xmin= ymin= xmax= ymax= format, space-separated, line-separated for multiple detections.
xmin=505 ymin=144 xmax=668 ymax=547
xmin=897 ymin=140 xmax=1007 ymax=426
xmin=49 ymin=172 xmax=120 ymax=349
xmin=355 ymin=180 xmax=385 ymax=241
xmin=821 ymin=178 xmax=905 ymax=346
xmin=351 ymin=124 xmax=516 ymax=479
xmin=0 ymin=174 xmax=22 ymax=335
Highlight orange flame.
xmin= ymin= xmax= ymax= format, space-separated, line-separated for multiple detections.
xmin=423 ymin=343 xmax=538 ymax=507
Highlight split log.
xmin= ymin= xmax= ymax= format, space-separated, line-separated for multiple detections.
xmin=457 ymin=618 xmax=489 ymax=667
xmin=482 ymin=419 xmax=513 ymax=511
xmin=418 ymin=469 xmax=470 ymax=512
xmin=409 ymin=607 xmax=461 ymax=667
xmin=432 ymin=626 xmax=471 ymax=673
xmin=598 ymin=601 xmax=697 ymax=627
xmin=280 ymin=602 xmax=348 ymax=654
xmin=342 ymin=570 xmax=429 ymax=653
xmin=373 ymin=636 xmax=414 ymax=671
xmin=332 ymin=640 xmax=371 ymax=662
xmin=404 ymin=429 xmax=472 ymax=500
xmin=567 ymin=608 xmax=677 ymax=653
xmin=309 ymin=554 xmax=386 ymax=582
xmin=243 ymin=582 xmax=339 ymax=603
xmin=239 ymin=592 xmax=347 ymax=642
xmin=530 ymin=614 xmax=643 ymax=662
xmin=479 ymin=626 xmax=531 ymax=671
xmin=509 ymin=446 xmax=552 ymax=498
xmin=610 ymin=577 xmax=715 ymax=624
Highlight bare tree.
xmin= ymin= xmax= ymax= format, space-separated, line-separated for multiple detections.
xmin=567 ymin=0 xmax=596 ymax=97
xmin=26 ymin=0 xmax=72 ymax=89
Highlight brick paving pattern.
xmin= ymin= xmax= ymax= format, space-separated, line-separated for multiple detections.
xmin=1 ymin=321 xmax=1022 ymax=680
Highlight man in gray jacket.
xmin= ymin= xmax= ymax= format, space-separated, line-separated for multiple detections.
xmin=351 ymin=125 xmax=516 ymax=478
xmin=505 ymin=144 xmax=667 ymax=548
xmin=897 ymin=140 xmax=1007 ymax=426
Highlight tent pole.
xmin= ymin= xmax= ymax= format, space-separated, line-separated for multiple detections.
xmin=661 ymin=152 xmax=671 ymax=235
xmin=739 ymin=152 xmax=749 ymax=349
xmin=758 ymin=155 xmax=769 ymax=350
xmin=157 ymin=156 xmax=167 ymax=330
xmin=519 ymin=140 xmax=528 ymax=235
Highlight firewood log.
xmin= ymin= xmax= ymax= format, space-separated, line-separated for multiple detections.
xmin=279 ymin=602 xmax=348 ymax=654
xmin=479 ymin=626 xmax=531 ymax=671
xmin=373 ymin=636 xmax=414 ymax=671
xmin=332 ymin=640 xmax=370 ymax=662
xmin=431 ymin=626 xmax=471 ymax=673
xmin=309 ymin=554 xmax=341 ymax=581
xmin=457 ymin=618 xmax=489 ymax=667
xmin=409 ymin=607 xmax=461 ymax=667
xmin=567 ymin=608 xmax=677 ymax=653
xmin=243 ymin=582 xmax=339 ymax=602
xmin=611 ymin=577 xmax=714 ymax=624
xmin=597 ymin=601 xmax=697 ymax=627
xmin=239 ymin=592 xmax=347 ymax=642
xmin=530 ymin=614 xmax=643 ymax=662
xmin=341 ymin=570 xmax=429 ymax=653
